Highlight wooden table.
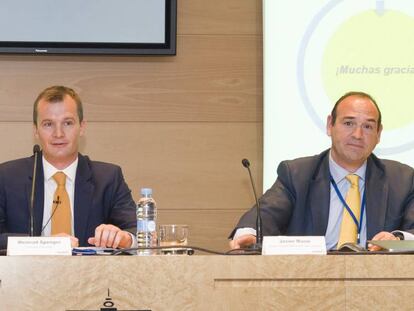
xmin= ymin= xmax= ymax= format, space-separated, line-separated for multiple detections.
xmin=1 ymin=254 xmax=413 ymax=310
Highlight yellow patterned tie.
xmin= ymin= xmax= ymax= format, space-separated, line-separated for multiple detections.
xmin=337 ymin=174 xmax=361 ymax=248
xmin=51 ymin=172 xmax=72 ymax=235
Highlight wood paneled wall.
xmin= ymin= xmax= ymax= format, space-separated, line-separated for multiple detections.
xmin=0 ymin=1 xmax=263 ymax=251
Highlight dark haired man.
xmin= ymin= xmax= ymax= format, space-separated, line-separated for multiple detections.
xmin=230 ymin=92 xmax=414 ymax=251
xmin=0 ymin=85 xmax=136 ymax=249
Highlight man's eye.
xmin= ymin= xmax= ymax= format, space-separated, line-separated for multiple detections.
xmin=42 ymin=122 xmax=52 ymax=127
xmin=344 ymin=121 xmax=353 ymax=126
xmin=64 ymin=121 xmax=74 ymax=126
xmin=363 ymin=124 xmax=374 ymax=130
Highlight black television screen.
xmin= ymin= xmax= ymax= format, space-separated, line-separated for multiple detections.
xmin=0 ymin=0 xmax=176 ymax=55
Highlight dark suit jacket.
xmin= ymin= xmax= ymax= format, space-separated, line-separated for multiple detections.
xmin=0 ymin=153 xmax=136 ymax=248
xmin=232 ymin=150 xmax=414 ymax=240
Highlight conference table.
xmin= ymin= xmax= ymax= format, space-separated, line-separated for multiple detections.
xmin=0 ymin=254 xmax=413 ymax=310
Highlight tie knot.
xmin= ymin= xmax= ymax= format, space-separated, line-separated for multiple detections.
xmin=346 ymin=174 xmax=359 ymax=187
xmin=53 ymin=172 xmax=66 ymax=186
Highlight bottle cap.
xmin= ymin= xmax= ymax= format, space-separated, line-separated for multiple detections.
xmin=141 ymin=188 xmax=153 ymax=196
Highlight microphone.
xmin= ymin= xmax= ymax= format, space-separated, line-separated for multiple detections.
xmin=41 ymin=196 xmax=60 ymax=235
xmin=241 ymin=158 xmax=263 ymax=250
xmin=29 ymin=144 xmax=41 ymax=236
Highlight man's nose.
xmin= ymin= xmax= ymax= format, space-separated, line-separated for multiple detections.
xmin=352 ymin=126 xmax=363 ymax=139
xmin=53 ymin=125 xmax=64 ymax=137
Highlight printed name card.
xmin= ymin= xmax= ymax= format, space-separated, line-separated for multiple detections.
xmin=7 ymin=237 xmax=72 ymax=256
xmin=262 ymin=236 xmax=327 ymax=255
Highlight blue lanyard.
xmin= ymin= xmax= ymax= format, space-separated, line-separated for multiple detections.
xmin=329 ymin=174 xmax=366 ymax=243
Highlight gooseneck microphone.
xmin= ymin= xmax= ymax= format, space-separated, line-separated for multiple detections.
xmin=41 ymin=196 xmax=61 ymax=235
xmin=29 ymin=144 xmax=41 ymax=236
xmin=241 ymin=158 xmax=263 ymax=249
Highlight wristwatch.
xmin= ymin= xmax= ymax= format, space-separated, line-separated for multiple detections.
xmin=392 ymin=231 xmax=404 ymax=240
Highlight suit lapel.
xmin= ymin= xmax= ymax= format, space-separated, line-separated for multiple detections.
xmin=365 ymin=156 xmax=387 ymax=239
xmin=73 ymin=155 xmax=94 ymax=244
xmin=308 ymin=152 xmax=331 ymax=235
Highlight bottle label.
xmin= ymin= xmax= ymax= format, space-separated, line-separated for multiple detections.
xmin=137 ymin=220 xmax=156 ymax=232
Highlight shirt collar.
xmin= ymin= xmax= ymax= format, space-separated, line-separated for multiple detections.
xmin=328 ymin=151 xmax=367 ymax=184
xmin=42 ymin=156 xmax=78 ymax=182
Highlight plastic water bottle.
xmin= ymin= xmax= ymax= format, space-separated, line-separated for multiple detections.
xmin=136 ymin=188 xmax=157 ymax=255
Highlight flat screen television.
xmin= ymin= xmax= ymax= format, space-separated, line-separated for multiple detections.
xmin=0 ymin=0 xmax=176 ymax=55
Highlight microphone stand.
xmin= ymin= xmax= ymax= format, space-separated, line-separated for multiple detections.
xmin=30 ymin=145 xmax=41 ymax=236
xmin=242 ymin=159 xmax=263 ymax=251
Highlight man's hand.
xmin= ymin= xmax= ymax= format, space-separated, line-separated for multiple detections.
xmin=368 ymin=231 xmax=399 ymax=251
xmin=52 ymin=233 xmax=79 ymax=248
xmin=88 ymin=224 xmax=132 ymax=249
xmin=229 ymin=234 xmax=256 ymax=249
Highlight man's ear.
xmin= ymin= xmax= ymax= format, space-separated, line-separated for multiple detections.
xmin=33 ymin=124 xmax=39 ymax=139
xmin=79 ymin=120 xmax=86 ymax=137
xmin=326 ymin=115 xmax=333 ymax=137
xmin=376 ymin=123 xmax=383 ymax=143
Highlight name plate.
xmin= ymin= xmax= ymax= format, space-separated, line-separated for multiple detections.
xmin=7 ymin=237 xmax=72 ymax=256
xmin=262 ymin=236 xmax=327 ymax=255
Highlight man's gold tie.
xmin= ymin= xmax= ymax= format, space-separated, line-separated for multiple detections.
xmin=51 ymin=172 xmax=72 ymax=235
xmin=337 ymin=174 xmax=361 ymax=248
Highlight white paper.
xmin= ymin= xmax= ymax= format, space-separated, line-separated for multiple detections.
xmin=262 ymin=236 xmax=327 ymax=255
xmin=7 ymin=236 xmax=72 ymax=256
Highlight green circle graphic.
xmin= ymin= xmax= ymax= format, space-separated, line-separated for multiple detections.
xmin=322 ymin=10 xmax=414 ymax=130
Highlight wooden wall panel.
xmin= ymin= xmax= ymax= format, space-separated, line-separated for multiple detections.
xmin=84 ymin=122 xmax=263 ymax=207
xmin=0 ymin=1 xmax=263 ymax=252
xmin=0 ymin=121 xmax=259 ymax=251
xmin=0 ymin=35 xmax=262 ymax=122
xmin=0 ymin=122 xmax=263 ymax=208
xmin=178 ymin=0 xmax=263 ymax=35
